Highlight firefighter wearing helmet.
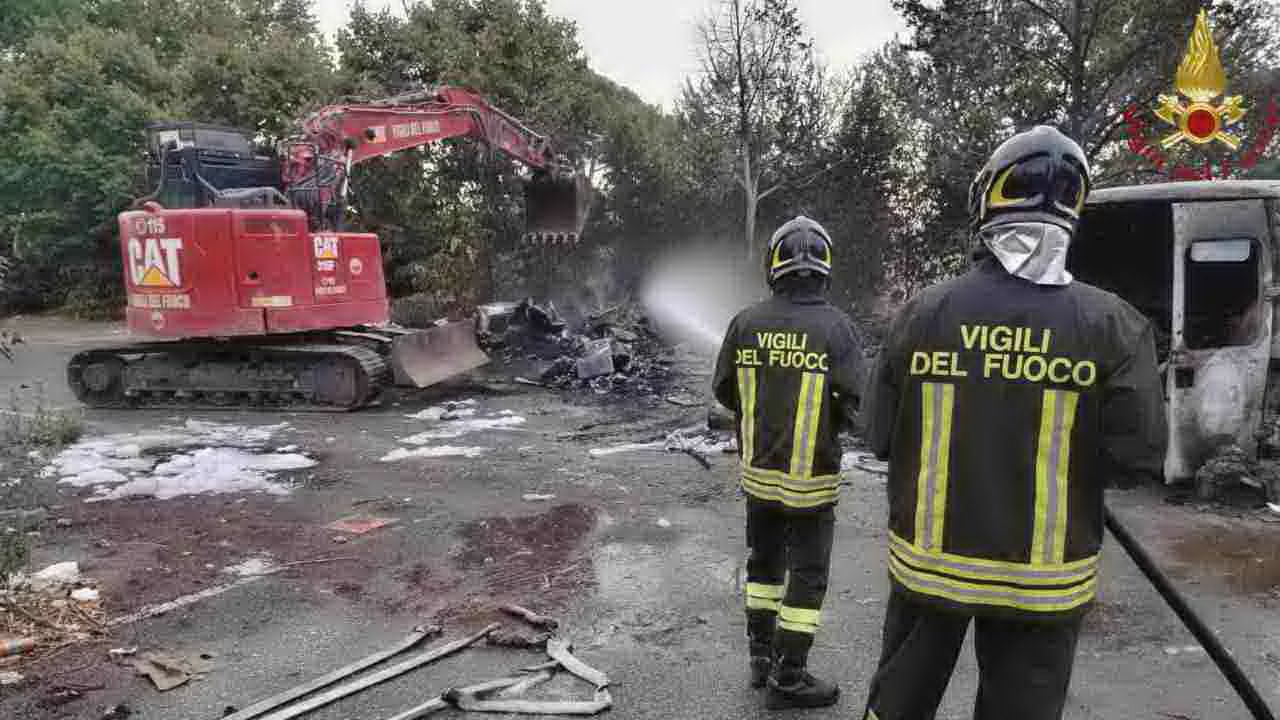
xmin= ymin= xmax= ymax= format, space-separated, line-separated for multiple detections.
xmin=862 ymin=126 xmax=1166 ymax=720
xmin=713 ymin=216 xmax=866 ymax=709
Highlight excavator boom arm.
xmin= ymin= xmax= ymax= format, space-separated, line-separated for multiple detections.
xmin=295 ymin=86 xmax=559 ymax=172
xmin=280 ymin=85 xmax=584 ymax=240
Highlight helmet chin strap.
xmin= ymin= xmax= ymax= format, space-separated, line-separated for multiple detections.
xmin=981 ymin=222 xmax=1074 ymax=286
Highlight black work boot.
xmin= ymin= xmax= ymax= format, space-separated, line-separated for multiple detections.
xmin=766 ymin=663 xmax=840 ymax=710
xmin=749 ymin=641 xmax=773 ymax=689
xmin=746 ymin=610 xmax=777 ymax=689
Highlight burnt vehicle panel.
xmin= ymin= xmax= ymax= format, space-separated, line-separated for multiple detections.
xmin=1073 ymin=180 xmax=1280 ymax=483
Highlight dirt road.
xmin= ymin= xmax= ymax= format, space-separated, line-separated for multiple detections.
xmin=2 ymin=316 xmax=1279 ymax=719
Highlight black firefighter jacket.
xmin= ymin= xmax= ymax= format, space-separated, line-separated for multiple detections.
xmin=869 ymin=258 xmax=1166 ymax=620
xmin=714 ymin=290 xmax=865 ymax=510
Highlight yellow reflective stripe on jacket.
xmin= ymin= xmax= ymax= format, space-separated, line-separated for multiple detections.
xmin=745 ymin=582 xmax=785 ymax=611
xmin=742 ymin=473 xmax=839 ymax=509
xmin=888 ymin=532 xmax=1098 ymax=586
xmin=889 ymin=554 xmax=1097 ymax=613
xmin=778 ymin=605 xmax=820 ymax=634
xmin=1032 ymin=389 xmax=1079 ymax=565
xmin=914 ymin=382 xmax=955 ymax=551
xmin=788 ymin=371 xmax=826 ymax=479
xmin=738 ymin=367 xmax=758 ymax=465
xmin=743 ymin=465 xmax=839 ymax=488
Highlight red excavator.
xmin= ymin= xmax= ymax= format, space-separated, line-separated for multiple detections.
xmin=67 ymin=85 xmax=589 ymax=410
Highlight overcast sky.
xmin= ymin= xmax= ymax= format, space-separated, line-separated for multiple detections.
xmin=313 ymin=1 xmax=908 ymax=108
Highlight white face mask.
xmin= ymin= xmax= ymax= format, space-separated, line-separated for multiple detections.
xmin=981 ymin=222 xmax=1074 ymax=286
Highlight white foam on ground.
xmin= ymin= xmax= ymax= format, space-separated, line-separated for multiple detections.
xmin=380 ymin=446 xmax=488 ymax=462
xmin=45 ymin=421 xmax=312 ymax=501
xmin=405 ymin=399 xmax=479 ymax=421
xmin=401 ymin=415 xmax=526 ymax=443
xmin=58 ymin=467 xmax=131 ymax=488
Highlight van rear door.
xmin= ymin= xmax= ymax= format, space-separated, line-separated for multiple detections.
xmin=1166 ymin=200 xmax=1272 ymax=480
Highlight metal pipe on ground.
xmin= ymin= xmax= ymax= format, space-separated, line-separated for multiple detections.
xmin=222 ymin=626 xmax=441 ymax=720
xmin=254 ymin=623 xmax=500 ymax=720
xmin=546 ymin=638 xmax=609 ymax=688
xmin=446 ymin=687 xmax=612 ymax=715
xmin=1105 ymin=508 xmax=1275 ymax=720
xmin=381 ymin=676 xmax=529 ymax=720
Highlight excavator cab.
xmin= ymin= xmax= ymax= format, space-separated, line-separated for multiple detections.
xmin=144 ymin=123 xmax=284 ymax=210
xmin=523 ymin=170 xmax=591 ymax=243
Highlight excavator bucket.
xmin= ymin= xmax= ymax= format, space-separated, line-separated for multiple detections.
xmin=524 ymin=171 xmax=590 ymax=243
xmin=389 ymin=320 xmax=490 ymax=388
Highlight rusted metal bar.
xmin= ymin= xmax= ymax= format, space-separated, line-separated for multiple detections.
xmin=256 ymin=623 xmax=500 ymax=720
xmin=221 ymin=626 xmax=440 ymax=720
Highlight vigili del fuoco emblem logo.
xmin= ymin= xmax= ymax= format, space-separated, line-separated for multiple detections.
xmin=1125 ymin=9 xmax=1278 ymax=180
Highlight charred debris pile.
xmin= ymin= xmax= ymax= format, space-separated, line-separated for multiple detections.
xmin=476 ymin=300 xmax=678 ymax=396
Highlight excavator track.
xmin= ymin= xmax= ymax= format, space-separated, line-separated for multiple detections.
xmin=68 ymin=340 xmax=390 ymax=412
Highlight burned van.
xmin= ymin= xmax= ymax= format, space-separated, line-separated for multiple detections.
xmin=1072 ymin=180 xmax=1280 ymax=483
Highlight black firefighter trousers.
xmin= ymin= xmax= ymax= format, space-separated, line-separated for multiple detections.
xmin=744 ymin=498 xmax=835 ymax=668
xmin=864 ymin=591 xmax=1083 ymax=720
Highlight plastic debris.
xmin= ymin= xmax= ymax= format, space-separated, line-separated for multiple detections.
xmin=130 ymin=650 xmax=215 ymax=691
xmin=0 ymin=670 xmax=23 ymax=686
xmin=843 ymin=451 xmax=889 ymax=476
xmin=30 ymin=561 xmax=80 ymax=592
xmin=327 ymin=516 xmax=397 ymax=535
xmin=522 ymin=494 xmax=556 ymax=502
xmin=1 ymin=637 xmax=36 ymax=658
xmin=70 ymin=587 xmax=100 ymax=603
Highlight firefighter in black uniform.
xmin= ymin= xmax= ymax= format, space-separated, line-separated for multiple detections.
xmin=863 ymin=126 xmax=1167 ymax=720
xmin=713 ymin=216 xmax=865 ymax=710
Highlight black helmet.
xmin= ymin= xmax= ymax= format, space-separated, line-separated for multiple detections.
xmin=968 ymin=126 xmax=1091 ymax=233
xmin=766 ymin=216 xmax=833 ymax=286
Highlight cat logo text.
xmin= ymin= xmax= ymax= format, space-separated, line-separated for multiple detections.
xmin=129 ymin=236 xmax=183 ymax=288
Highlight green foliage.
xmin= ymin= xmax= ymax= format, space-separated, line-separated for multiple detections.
xmin=3 ymin=385 xmax=83 ymax=451
xmin=336 ymin=0 xmax=709 ymax=307
xmin=0 ymin=0 xmax=332 ymax=314
xmin=880 ymin=0 xmax=1280 ymax=291
xmin=0 ymin=529 xmax=31 ymax=581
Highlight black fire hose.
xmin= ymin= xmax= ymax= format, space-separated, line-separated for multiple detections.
xmin=1105 ymin=508 xmax=1276 ymax=720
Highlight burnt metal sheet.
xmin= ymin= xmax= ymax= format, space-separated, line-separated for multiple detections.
xmin=1089 ymin=180 xmax=1280 ymax=207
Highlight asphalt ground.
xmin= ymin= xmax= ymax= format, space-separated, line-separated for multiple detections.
xmin=1 ymin=316 xmax=1279 ymax=720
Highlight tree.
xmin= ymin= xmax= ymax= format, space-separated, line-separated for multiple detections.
xmin=684 ymin=0 xmax=829 ymax=260
xmin=0 ymin=0 xmax=333 ymax=314
xmin=880 ymin=0 xmax=1280 ymax=292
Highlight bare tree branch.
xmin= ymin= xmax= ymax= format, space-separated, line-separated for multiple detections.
xmin=1015 ymin=0 xmax=1075 ymax=42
